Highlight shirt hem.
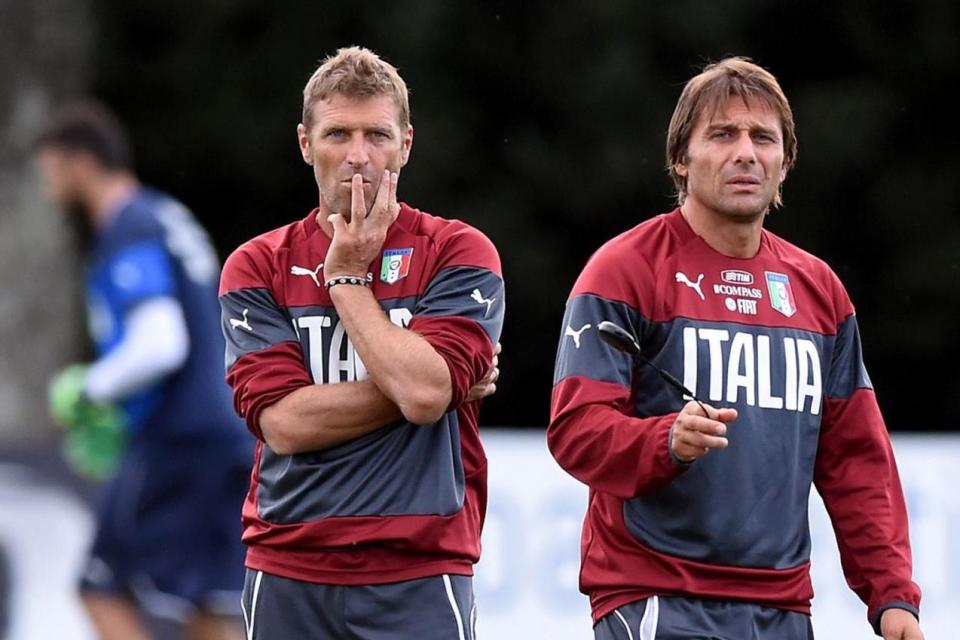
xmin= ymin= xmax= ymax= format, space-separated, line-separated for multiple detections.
xmin=591 ymin=590 xmax=812 ymax=625
xmin=245 ymin=549 xmax=474 ymax=586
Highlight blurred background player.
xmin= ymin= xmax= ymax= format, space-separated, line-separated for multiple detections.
xmin=548 ymin=58 xmax=923 ymax=640
xmin=35 ymin=102 xmax=251 ymax=640
xmin=219 ymin=47 xmax=503 ymax=639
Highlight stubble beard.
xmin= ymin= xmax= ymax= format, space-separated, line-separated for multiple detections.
xmin=321 ymin=189 xmax=350 ymax=220
xmin=707 ymin=180 xmax=775 ymax=224
xmin=716 ymin=196 xmax=769 ymax=223
xmin=320 ymin=180 xmax=378 ymax=221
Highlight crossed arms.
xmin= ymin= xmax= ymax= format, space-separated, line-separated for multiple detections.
xmin=230 ymin=172 xmax=500 ymax=454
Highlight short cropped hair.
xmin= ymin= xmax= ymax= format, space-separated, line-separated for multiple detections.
xmin=666 ymin=57 xmax=797 ymax=207
xmin=35 ymin=101 xmax=133 ymax=171
xmin=302 ymin=46 xmax=410 ymax=131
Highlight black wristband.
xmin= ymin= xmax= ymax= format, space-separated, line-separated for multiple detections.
xmin=324 ymin=273 xmax=373 ymax=290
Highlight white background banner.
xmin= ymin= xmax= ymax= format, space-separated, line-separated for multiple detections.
xmin=476 ymin=432 xmax=953 ymax=639
xmin=0 ymin=433 xmax=953 ymax=639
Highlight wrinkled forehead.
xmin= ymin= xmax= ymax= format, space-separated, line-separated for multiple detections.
xmin=696 ymin=91 xmax=784 ymax=133
xmin=308 ymin=91 xmax=406 ymax=129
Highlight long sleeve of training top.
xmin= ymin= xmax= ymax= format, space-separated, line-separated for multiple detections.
xmin=814 ymin=275 xmax=920 ymax=633
xmin=548 ymin=234 xmax=686 ymax=499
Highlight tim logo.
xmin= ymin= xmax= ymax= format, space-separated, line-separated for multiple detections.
xmin=721 ymin=269 xmax=754 ymax=285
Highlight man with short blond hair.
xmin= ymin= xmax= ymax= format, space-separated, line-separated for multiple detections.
xmin=549 ymin=58 xmax=923 ymax=640
xmin=301 ymin=46 xmax=411 ymax=129
xmin=220 ymin=47 xmax=503 ymax=639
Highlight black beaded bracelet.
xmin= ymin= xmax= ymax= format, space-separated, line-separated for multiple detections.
xmin=324 ymin=273 xmax=373 ymax=290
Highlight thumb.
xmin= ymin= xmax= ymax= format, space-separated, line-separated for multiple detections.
xmin=716 ymin=407 xmax=739 ymax=423
xmin=328 ymin=213 xmax=346 ymax=234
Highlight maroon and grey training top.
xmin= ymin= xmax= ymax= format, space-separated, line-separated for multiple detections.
xmin=219 ymin=203 xmax=504 ymax=585
xmin=549 ymin=209 xmax=920 ymax=632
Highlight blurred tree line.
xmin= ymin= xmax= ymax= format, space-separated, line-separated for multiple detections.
xmin=43 ymin=0 xmax=960 ymax=430
xmin=0 ymin=0 xmax=90 ymax=444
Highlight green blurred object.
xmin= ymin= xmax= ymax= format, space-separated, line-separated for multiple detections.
xmin=48 ymin=364 xmax=126 ymax=480
xmin=48 ymin=364 xmax=90 ymax=428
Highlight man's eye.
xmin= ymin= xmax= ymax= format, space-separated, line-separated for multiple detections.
xmin=326 ymin=130 xmax=346 ymax=139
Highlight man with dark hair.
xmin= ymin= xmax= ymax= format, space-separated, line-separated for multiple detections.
xmin=549 ymin=58 xmax=923 ymax=639
xmin=35 ymin=101 xmax=251 ymax=640
xmin=219 ymin=47 xmax=503 ymax=639
xmin=35 ymin=103 xmax=133 ymax=170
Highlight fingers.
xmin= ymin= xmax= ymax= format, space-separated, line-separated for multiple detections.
xmin=474 ymin=382 xmax=496 ymax=401
xmin=676 ymin=416 xmax=728 ymax=449
xmin=717 ymin=407 xmax=737 ymax=422
xmin=478 ymin=364 xmax=499 ymax=385
xmin=350 ymin=174 xmax=366 ymax=223
xmin=671 ymin=401 xmax=736 ymax=462
xmin=370 ymin=170 xmax=399 ymax=226
xmin=388 ymin=170 xmax=399 ymax=222
xmin=327 ymin=171 xmax=398 ymax=278
xmin=468 ymin=341 xmax=501 ymax=402
xmin=465 ymin=378 xmax=497 ymax=403
xmin=370 ymin=169 xmax=390 ymax=218
xmin=486 ymin=342 xmax=501 ymax=382
xmin=880 ymin=610 xmax=924 ymax=640
xmin=328 ymin=213 xmax=347 ymax=235
xmin=682 ymin=400 xmax=737 ymax=423
xmin=480 ymin=375 xmax=497 ymax=398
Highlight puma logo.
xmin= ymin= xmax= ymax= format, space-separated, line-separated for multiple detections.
xmin=230 ymin=308 xmax=252 ymax=332
xmin=290 ymin=263 xmax=324 ymax=287
xmin=470 ymin=288 xmax=496 ymax=317
xmin=675 ymin=271 xmax=705 ymax=300
xmin=564 ymin=323 xmax=591 ymax=349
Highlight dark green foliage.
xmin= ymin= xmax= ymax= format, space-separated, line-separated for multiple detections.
xmin=90 ymin=0 xmax=960 ymax=429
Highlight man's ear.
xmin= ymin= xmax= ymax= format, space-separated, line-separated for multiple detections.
xmin=400 ymin=124 xmax=413 ymax=167
xmin=297 ymin=123 xmax=313 ymax=165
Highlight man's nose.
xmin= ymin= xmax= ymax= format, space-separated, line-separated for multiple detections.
xmin=732 ymin=131 xmax=758 ymax=164
xmin=345 ymin=133 xmax=370 ymax=168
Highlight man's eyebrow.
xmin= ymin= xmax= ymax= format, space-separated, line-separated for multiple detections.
xmin=750 ymin=123 xmax=780 ymax=137
xmin=319 ymin=123 xmax=395 ymax=133
xmin=703 ymin=121 xmax=738 ymax=133
xmin=705 ymin=120 xmax=779 ymax=135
